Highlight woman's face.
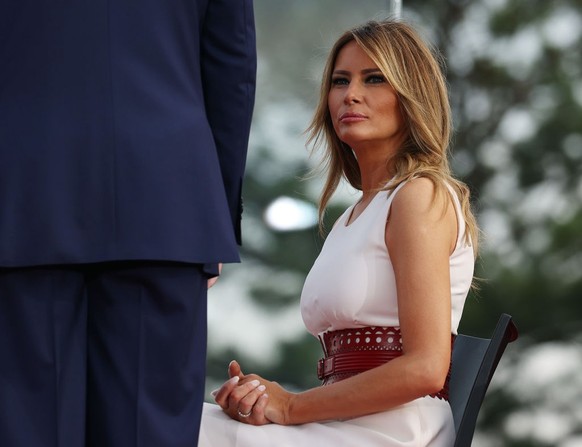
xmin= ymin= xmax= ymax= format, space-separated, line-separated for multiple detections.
xmin=327 ymin=41 xmax=406 ymax=154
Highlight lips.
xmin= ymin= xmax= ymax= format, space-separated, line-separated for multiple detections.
xmin=339 ymin=112 xmax=367 ymax=123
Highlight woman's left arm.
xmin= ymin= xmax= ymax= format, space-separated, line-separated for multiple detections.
xmin=384 ymin=177 xmax=458 ymax=400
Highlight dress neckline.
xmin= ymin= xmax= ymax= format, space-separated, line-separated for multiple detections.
xmin=344 ymin=191 xmax=381 ymax=227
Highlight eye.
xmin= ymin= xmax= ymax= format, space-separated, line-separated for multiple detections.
xmin=366 ymin=74 xmax=386 ymax=84
xmin=331 ymin=76 xmax=349 ymax=86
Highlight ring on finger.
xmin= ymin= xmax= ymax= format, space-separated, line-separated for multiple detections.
xmin=237 ymin=407 xmax=252 ymax=418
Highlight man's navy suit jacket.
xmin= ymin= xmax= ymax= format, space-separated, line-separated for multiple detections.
xmin=0 ymin=0 xmax=256 ymax=267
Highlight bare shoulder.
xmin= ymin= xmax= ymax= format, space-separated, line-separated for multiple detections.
xmin=388 ymin=177 xmax=457 ymax=251
xmin=391 ymin=177 xmax=444 ymax=217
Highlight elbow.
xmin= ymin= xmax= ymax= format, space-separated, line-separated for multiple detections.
xmin=423 ymin=371 xmax=449 ymax=396
xmin=410 ymin=359 xmax=450 ymax=397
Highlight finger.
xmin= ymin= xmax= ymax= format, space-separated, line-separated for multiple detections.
xmin=207 ymin=264 xmax=222 ymax=289
xmin=217 ymin=375 xmax=259 ymax=409
xmin=233 ymin=385 xmax=267 ymax=423
xmin=246 ymin=394 xmax=270 ymax=425
xmin=236 ymin=384 xmax=266 ymax=417
xmin=213 ymin=376 xmax=239 ymax=408
xmin=226 ymin=379 xmax=262 ymax=410
xmin=254 ymin=393 xmax=269 ymax=418
xmin=228 ymin=379 xmax=261 ymax=402
xmin=228 ymin=360 xmax=244 ymax=379
xmin=207 ymin=276 xmax=219 ymax=289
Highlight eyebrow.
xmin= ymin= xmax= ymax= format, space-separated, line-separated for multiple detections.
xmin=332 ymin=68 xmax=383 ymax=76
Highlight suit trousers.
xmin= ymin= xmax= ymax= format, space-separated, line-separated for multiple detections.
xmin=0 ymin=262 xmax=209 ymax=447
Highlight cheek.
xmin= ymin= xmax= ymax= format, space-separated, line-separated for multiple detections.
xmin=327 ymin=96 xmax=341 ymax=129
xmin=380 ymin=98 xmax=403 ymax=124
xmin=393 ymin=102 xmax=405 ymax=128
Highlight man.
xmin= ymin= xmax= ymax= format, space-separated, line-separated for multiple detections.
xmin=0 ymin=1 xmax=256 ymax=446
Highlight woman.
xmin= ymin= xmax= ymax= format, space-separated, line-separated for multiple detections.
xmin=199 ymin=19 xmax=478 ymax=446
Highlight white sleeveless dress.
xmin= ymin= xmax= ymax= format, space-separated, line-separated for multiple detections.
xmin=199 ymin=182 xmax=475 ymax=447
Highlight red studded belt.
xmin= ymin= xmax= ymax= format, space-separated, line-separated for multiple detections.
xmin=317 ymin=326 xmax=452 ymax=401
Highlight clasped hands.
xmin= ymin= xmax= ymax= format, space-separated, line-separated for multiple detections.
xmin=211 ymin=360 xmax=293 ymax=426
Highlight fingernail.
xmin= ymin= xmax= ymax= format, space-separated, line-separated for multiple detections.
xmin=229 ymin=376 xmax=240 ymax=385
xmin=257 ymin=385 xmax=266 ymax=392
xmin=210 ymin=389 xmax=219 ymax=397
xmin=249 ymin=379 xmax=260 ymax=387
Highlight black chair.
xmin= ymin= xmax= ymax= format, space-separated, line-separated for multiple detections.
xmin=449 ymin=313 xmax=519 ymax=447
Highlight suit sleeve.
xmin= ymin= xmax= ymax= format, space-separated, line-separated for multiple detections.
xmin=200 ymin=0 xmax=257 ymax=245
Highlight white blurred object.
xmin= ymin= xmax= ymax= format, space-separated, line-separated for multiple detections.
xmin=390 ymin=0 xmax=402 ymax=19
xmin=264 ymin=196 xmax=318 ymax=232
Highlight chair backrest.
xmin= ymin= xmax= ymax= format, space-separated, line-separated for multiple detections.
xmin=450 ymin=313 xmax=519 ymax=447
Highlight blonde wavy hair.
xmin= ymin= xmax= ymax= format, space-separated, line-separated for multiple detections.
xmin=307 ymin=20 xmax=479 ymax=255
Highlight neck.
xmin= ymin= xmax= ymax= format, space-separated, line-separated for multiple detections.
xmin=356 ymin=154 xmax=395 ymax=198
xmin=351 ymin=142 xmax=399 ymax=196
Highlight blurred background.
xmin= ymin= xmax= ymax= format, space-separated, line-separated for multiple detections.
xmin=206 ymin=0 xmax=582 ymax=445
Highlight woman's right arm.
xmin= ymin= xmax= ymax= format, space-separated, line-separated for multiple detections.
xmin=215 ymin=178 xmax=458 ymax=425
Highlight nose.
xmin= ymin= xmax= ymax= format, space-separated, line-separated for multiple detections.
xmin=343 ymin=83 xmax=362 ymax=104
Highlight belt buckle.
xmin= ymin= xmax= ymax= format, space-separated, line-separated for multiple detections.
xmin=317 ymin=356 xmax=335 ymax=380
